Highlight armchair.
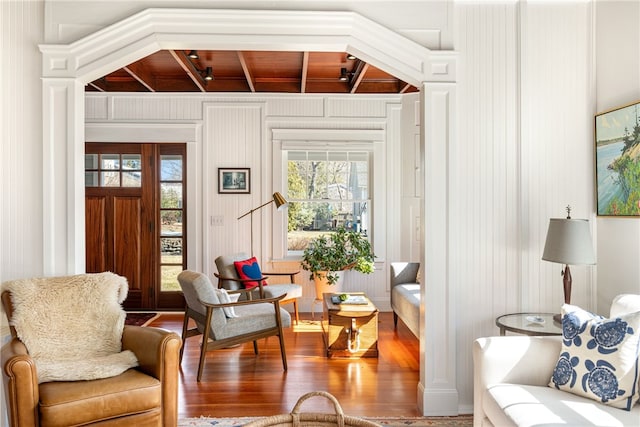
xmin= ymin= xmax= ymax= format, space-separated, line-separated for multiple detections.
xmin=214 ymin=253 xmax=302 ymax=324
xmin=1 ymin=273 xmax=181 ymax=427
xmin=177 ymin=270 xmax=291 ymax=381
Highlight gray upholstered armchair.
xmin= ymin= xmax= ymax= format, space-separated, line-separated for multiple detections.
xmin=177 ymin=270 xmax=291 ymax=381
xmin=214 ymin=253 xmax=302 ymax=324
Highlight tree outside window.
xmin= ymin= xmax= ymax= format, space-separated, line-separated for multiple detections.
xmin=287 ymin=151 xmax=370 ymax=253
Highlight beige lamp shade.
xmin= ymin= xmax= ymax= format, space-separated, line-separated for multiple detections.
xmin=542 ymin=218 xmax=596 ymax=265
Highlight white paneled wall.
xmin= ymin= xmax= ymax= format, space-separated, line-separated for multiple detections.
xmin=454 ymin=5 xmax=522 ymax=408
xmin=399 ymin=94 xmax=422 ymax=263
xmin=520 ymin=2 xmax=595 ymax=313
xmin=453 ymin=1 xmax=595 ymax=411
xmin=86 ymin=93 xmax=407 ymax=312
xmin=455 ymin=2 xmax=521 ymax=336
xmin=1 ymin=0 xmax=44 ymax=282
xmin=205 ymin=102 xmax=265 ymax=261
xmin=1 ymin=3 xmax=45 ymax=425
xmin=594 ymin=0 xmax=640 ymax=314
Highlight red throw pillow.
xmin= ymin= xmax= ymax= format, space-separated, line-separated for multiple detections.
xmin=233 ymin=257 xmax=267 ymax=290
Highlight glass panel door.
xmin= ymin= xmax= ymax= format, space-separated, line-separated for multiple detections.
xmin=157 ymin=145 xmax=187 ymax=308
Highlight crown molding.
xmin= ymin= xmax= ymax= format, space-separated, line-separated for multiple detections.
xmin=39 ymin=8 xmax=456 ymax=86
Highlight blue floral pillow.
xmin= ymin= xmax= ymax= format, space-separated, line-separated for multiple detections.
xmin=549 ymin=304 xmax=640 ymax=410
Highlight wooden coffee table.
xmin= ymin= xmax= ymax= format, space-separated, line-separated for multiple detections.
xmin=321 ymin=292 xmax=378 ymax=358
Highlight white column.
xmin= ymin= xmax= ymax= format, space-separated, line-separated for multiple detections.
xmin=419 ymin=82 xmax=459 ymax=415
xmin=42 ymin=78 xmax=86 ymax=275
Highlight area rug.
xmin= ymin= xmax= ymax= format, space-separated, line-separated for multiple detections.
xmin=178 ymin=416 xmax=473 ymax=427
xmin=124 ymin=312 xmax=158 ymax=326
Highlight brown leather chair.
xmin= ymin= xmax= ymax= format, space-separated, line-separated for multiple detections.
xmin=1 ymin=275 xmax=182 ymax=427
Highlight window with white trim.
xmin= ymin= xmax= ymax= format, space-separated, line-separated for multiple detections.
xmin=286 ymin=151 xmax=371 ymax=254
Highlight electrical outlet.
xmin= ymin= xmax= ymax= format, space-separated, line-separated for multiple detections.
xmin=211 ymin=215 xmax=224 ymax=226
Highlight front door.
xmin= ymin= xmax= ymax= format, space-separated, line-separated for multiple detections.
xmin=84 ymin=143 xmax=186 ymax=310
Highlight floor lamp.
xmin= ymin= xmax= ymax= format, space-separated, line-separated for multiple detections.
xmin=542 ymin=206 xmax=596 ymax=323
xmin=237 ymin=192 xmax=288 ymax=255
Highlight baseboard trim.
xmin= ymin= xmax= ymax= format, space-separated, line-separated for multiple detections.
xmin=418 ymin=383 xmax=459 ymax=416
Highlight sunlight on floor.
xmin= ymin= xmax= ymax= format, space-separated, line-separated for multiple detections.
xmin=293 ymin=320 xmax=323 ymax=333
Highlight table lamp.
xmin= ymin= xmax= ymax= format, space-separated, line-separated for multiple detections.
xmin=542 ymin=206 xmax=596 ymax=323
xmin=238 ymin=192 xmax=288 ymax=255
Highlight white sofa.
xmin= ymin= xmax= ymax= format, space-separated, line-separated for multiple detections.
xmin=473 ymin=294 xmax=640 ymax=427
xmin=390 ymin=262 xmax=420 ymax=338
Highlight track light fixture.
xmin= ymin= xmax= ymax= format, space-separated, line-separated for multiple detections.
xmin=186 ymin=50 xmax=213 ymax=81
xmin=203 ymin=66 xmax=214 ymax=81
xmin=339 ymin=67 xmax=350 ymax=82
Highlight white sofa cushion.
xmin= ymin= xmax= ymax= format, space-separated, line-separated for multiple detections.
xmin=391 ymin=283 xmax=420 ymax=337
xmin=611 ymin=294 xmax=640 ymax=318
xmin=485 ymin=383 xmax=640 ymax=427
xmin=549 ymin=304 xmax=640 ymax=410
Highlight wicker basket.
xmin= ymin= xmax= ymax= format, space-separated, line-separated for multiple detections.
xmin=244 ymin=391 xmax=381 ymax=427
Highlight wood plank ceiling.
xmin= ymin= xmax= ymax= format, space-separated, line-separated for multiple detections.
xmin=86 ymin=50 xmax=419 ymax=94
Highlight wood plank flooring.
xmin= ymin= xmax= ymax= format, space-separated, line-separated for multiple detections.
xmin=148 ymin=311 xmax=421 ymax=418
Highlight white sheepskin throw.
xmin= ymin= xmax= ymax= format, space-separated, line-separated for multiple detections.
xmin=1 ymin=272 xmax=138 ymax=383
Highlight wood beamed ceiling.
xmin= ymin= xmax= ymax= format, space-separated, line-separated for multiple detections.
xmin=86 ymin=50 xmax=419 ymax=94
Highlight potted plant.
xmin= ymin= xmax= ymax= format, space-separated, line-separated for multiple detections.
xmin=301 ymin=228 xmax=375 ymax=298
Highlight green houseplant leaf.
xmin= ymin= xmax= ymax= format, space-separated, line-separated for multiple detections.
xmin=301 ymin=228 xmax=375 ymax=285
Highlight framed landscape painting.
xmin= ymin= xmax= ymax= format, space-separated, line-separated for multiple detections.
xmin=595 ymin=101 xmax=640 ymax=216
xmin=218 ymin=168 xmax=250 ymax=194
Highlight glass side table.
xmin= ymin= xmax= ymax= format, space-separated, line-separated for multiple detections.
xmin=495 ymin=313 xmax=562 ymax=336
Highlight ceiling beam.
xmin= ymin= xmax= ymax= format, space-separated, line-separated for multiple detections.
xmin=350 ymin=61 xmax=369 ymax=94
xmin=168 ymin=50 xmax=207 ymax=92
xmin=237 ymin=52 xmax=256 ymax=92
xmin=123 ymin=63 xmax=156 ymax=92
xmin=300 ymin=52 xmax=309 ymax=93
xmin=88 ymin=80 xmax=106 ymax=92
xmin=89 ymin=49 xmax=422 ymax=94
xmin=399 ymin=82 xmax=412 ymax=94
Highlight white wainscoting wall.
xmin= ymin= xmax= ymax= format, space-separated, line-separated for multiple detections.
xmin=451 ymin=1 xmax=596 ymax=411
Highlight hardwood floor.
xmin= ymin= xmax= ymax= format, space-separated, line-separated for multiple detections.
xmin=148 ymin=311 xmax=421 ymax=418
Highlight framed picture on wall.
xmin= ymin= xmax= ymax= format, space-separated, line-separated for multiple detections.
xmin=218 ymin=168 xmax=250 ymax=194
xmin=595 ymin=100 xmax=640 ymax=216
